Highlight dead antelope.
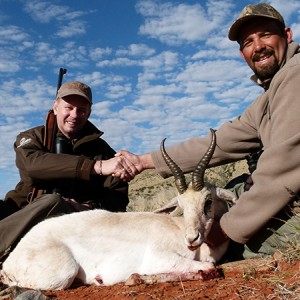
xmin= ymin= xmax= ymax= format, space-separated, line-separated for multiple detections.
xmin=1 ymin=129 xmax=237 ymax=290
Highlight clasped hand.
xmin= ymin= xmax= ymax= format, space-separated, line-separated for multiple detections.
xmin=94 ymin=150 xmax=142 ymax=182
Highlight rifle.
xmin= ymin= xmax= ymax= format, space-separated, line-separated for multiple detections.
xmin=29 ymin=68 xmax=67 ymax=203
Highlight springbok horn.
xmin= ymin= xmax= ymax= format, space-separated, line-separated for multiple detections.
xmin=192 ymin=128 xmax=216 ymax=191
xmin=160 ymin=138 xmax=188 ymax=194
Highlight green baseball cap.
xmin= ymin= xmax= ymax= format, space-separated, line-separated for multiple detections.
xmin=228 ymin=3 xmax=285 ymax=41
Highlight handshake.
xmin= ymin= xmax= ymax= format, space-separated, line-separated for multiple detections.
xmin=92 ymin=150 xmax=154 ymax=182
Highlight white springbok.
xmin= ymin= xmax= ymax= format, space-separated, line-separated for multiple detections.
xmin=1 ymin=129 xmax=237 ymax=290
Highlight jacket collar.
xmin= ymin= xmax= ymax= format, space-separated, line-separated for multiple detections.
xmin=57 ymin=120 xmax=104 ymax=147
xmin=73 ymin=121 xmax=103 ymax=146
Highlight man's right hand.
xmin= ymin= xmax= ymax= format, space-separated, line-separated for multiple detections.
xmin=93 ymin=156 xmax=137 ymax=182
xmin=115 ymin=151 xmax=154 ymax=175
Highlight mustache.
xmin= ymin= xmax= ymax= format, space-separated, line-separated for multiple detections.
xmin=252 ymin=49 xmax=274 ymax=62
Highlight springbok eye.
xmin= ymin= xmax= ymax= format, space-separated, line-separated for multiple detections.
xmin=204 ymin=199 xmax=213 ymax=216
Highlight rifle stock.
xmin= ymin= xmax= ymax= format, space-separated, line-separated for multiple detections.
xmin=29 ymin=68 xmax=67 ymax=203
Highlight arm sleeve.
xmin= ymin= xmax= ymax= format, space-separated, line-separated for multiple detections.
xmin=15 ymin=128 xmax=94 ymax=185
xmin=221 ymin=60 xmax=300 ymax=243
xmin=151 ymin=98 xmax=263 ymax=178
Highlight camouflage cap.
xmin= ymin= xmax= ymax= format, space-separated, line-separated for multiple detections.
xmin=57 ymin=81 xmax=92 ymax=105
xmin=228 ymin=3 xmax=285 ymax=41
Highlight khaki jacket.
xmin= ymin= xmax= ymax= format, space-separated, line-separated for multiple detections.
xmin=151 ymin=42 xmax=300 ymax=244
xmin=4 ymin=121 xmax=128 ymax=212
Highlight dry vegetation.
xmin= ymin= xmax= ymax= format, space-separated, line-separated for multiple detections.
xmin=127 ymin=160 xmax=248 ymax=212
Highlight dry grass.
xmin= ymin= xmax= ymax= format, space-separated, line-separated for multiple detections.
xmin=282 ymin=217 xmax=300 ymax=262
xmin=128 ymin=160 xmax=248 ymax=212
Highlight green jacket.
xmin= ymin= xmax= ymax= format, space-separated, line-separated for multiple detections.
xmin=151 ymin=42 xmax=300 ymax=244
xmin=4 ymin=121 xmax=128 ymax=213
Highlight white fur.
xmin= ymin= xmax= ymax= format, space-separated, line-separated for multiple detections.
xmin=1 ymin=184 xmax=236 ymax=290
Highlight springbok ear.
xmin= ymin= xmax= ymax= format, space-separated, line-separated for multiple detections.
xmin=215 ymin=187 xmax=238 ymax=204
xmin=154 ymin=196 xmax=179 ymax=214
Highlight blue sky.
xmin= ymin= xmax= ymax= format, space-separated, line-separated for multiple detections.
xmin=1 ymin=0 xmax=300 ymax=198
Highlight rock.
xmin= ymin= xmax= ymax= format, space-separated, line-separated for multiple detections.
xmin=0 ymin=286 xmax=49 ymax=300
xmin=15 ymin=290 xmax=49 ymax=300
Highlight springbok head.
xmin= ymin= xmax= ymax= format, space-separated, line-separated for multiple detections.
xmin=160 ymin=129 xmax=237 ymax=250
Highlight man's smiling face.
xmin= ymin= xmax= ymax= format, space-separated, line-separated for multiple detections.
xmin=53 ymin=95 xmax=91 ymax=140
xmin=238 ymin=18 xmax=293 ymax=81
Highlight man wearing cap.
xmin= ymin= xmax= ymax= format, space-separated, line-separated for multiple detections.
xmin=0 ymin=81 xmax=131 ymax=262
xmin=118 ymin=3 xmax=300 ymax=259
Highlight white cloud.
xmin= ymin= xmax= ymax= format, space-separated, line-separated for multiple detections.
xmin=0 ymin=56 xmax=20 ymax=73
xmin=0 ymin=121 xmax=31 ymax=169
xmin=34 ymin=42 xmax=57 ymax=63
xmin=267 ymin=0 xmax=300 ymax=24
xmin=176 ymin=59 xmax=248 ymax=83
xmin=23 ymin=0 xmax=91 ymax=39
xmin=291 ymin=22 xmax=300 ymax=41
xmin=89 ymin=48 xmax=112 ymax=60
xmin=116 ymin=44 xmax=156 ymax=57
xmin=0 ymin=77 xmax=55 ymax=117
xmin=91 ymin=101 xmax=115 ymax=117
xmin=105 ymin=83 xmax=132 ymax=99
xmin=0 ymin=25 xmax=29 ymax=44
xmin=76 ymin=71 xmax=106 ymax=87
xmin=56 ymin=20 xmax=87 ymax=38
xmin=97 ymin=57 xmax=137 ymax=68
xmin=141 ymin=51 xmax=179 ymax=71
xmin=137 ymin=0 xmax=234 ymax=45
xmin=140 ymin=83 xmax=181 ymax=95
xmin=24 ymin=0 xmax=71 ymax=23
